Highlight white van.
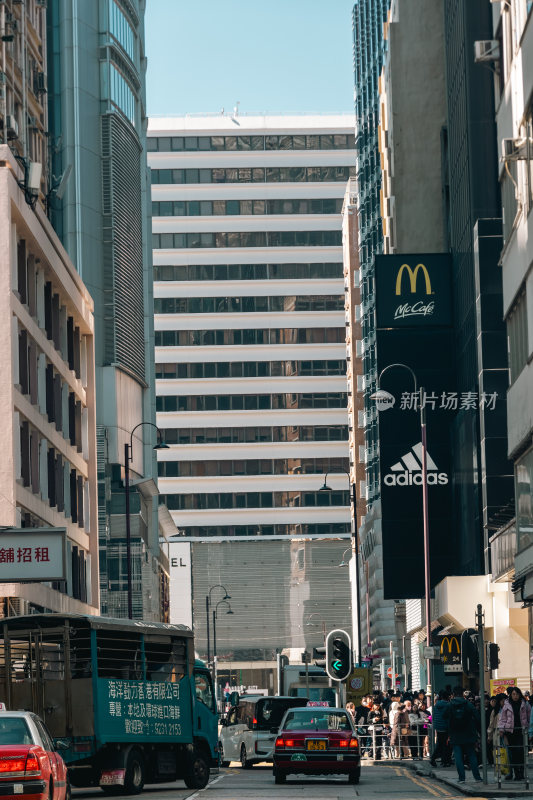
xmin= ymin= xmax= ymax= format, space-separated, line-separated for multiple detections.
xmin=219 ymin=695 xmax=308 ymax=767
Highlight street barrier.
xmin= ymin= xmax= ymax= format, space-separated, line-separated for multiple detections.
xmin=488 ymin=728 xmax=530 ymax=789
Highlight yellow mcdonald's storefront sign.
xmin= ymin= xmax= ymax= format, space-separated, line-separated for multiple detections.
xmin=395 ymin=263 xmax=432 ymax=296
xmin=440 ymin=636 xmax=460 ymax=655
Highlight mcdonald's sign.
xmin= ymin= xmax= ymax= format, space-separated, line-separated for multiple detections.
xmin=438 ymin=634 xmax=462 ymax=672
xmin=395 ymin=263 xmax=432 ymax=296
xmin=375 ymin=254 xmax=452 ymax=329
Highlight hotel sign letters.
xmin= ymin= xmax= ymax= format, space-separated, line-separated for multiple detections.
xmin=376 ymin=254 xmax=452 ymax=328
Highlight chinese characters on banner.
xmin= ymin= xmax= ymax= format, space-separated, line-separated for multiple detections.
xmin=99 ymin=679 xmax=189 ymax=741
xmin=0 ymin=529 xmax=66 ymax=582
xmin=399 ymin=391 xmax=498 ymax=411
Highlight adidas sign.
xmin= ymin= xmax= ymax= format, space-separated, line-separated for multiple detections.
xmin=384 ymin=442 xmax=448 ymax=486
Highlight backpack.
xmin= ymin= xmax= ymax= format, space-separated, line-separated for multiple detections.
xmin=449 ymin=701 xmax=470 ymax=731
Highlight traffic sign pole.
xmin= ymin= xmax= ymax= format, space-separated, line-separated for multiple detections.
xmin=477 ymin=604 xmax=488 ymax=784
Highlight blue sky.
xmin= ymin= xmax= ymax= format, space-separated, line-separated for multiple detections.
xmin=145 ymin=0 xmax=355 ymax=116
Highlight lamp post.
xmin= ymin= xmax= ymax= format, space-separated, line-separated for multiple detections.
xmin=213 ymin=599 xmax=233 ymax=703
xmin=205 ymin=585 xmax=231 ymax=666
xmin=124 ymin=422 xmax=169 ymax=619
xmin=370 ymin=363 xmax=432 ymax=696
xmin=319 ymin=471 xmax=362 ymax=666
xmin=305 ymin=612 xmax=327 ymax=644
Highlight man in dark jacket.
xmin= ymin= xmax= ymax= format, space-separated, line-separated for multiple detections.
xmin=443 ymin=686 xmax=482 ymax=783
xmin=430 ymin=690 xmax=452 ymax=767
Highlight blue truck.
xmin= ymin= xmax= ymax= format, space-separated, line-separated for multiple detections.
xmin=0 ymin=613 xmax=218 ymax=793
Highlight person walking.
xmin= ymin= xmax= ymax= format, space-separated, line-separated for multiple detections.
xmin=431 ymin=690 xmax=452 ymax=767
xmin=391 ymin=702 xmax=410 ymax=759
xmin=498 ymin=687 xmax=531 ymax=781
xmin=444 ymin=686 xmax=482 ymax=784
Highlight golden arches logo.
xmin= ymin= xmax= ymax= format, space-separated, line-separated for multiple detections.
xmin=440 ymin=636 xmax=460 ymax=654
xmin=395 ymin=263 xmax=432 ymax=296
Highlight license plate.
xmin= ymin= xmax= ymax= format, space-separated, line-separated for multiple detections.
xmin=307 ymin=740 xmax=327 ymax=751
xmin=337 ymin=754 xmax=344 ymax=761
xmin=100 ymin=769 xmax=125 ymax=786
xmin=13 ymin=786 xmax=23 ymax=795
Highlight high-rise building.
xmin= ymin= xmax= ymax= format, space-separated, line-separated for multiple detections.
xmin=491 ymin=2 xmax=533 ymax=673
xmin=46 ymin=0 xmax=166 ymax=618
xmin=148 ymin=114 xmax=355 ymax=665
xmin=0 ymin=0 xmax=98 ymax=615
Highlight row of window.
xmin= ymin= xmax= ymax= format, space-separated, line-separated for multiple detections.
xmin=109 ymin=0 xmax=135 ymax=61
xmin=155 ymin=359 xmax=346 ymax=380
xmin=155 ymin=327 xmax=345 ymax=347
xmin=152 ymin=230 xmax=342 ymax=250
xmin=156 ymin=392 xmax=347 ymax=412
xmin=152 ymin=198 xmax=344 ymax=218
xmin=19 ymin=419 xmax=85 ymax=525
xmin=110 ymin=62 xmax=135 ymax=127
xmin=158 ymin=424 xmax=348 ymax=445
xmin=147 ymin=133 xmax=356 ymax=152
xmin=162 ymin=489 xmax=348 ymax=510
xmin=151 ymin=165 xmax=356 ymax=185
xmin=154 ymin=294 xmax=343 ymax=314
xmin=158 ymin=457 xmax=349 ymax=478
xmin=507 ymin=290 xmax=529 ymax=383
xmin=154 ymin=262 xmax=342 ymax=282
xmin=177 ymin=523 xmax=351 ymax=536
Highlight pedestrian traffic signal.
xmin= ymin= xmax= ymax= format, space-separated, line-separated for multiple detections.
xmin=460 ymin=628 xmax=479 ymax=676
xmin=313 ymin=646 xmax=326 ymax=669
xmin=486 ymin=642 xmax=500 ymax=671
xmin=326 ymin=629 xmax=351 ymax=681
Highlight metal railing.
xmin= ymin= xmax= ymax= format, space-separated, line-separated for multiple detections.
xmin=355 ymin=721 xmax=431 ymax=761
xmin=493 ymin=728 xmax=530 ymax=790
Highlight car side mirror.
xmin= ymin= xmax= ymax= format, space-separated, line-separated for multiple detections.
xmin=55 ymin=739 xmax=69 ymax=751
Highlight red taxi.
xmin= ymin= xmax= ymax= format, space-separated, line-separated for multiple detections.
xmin=0 ymin=710 xmax=70 ymax=800
xmin=273 ymin=706 xmax=360 ymax=784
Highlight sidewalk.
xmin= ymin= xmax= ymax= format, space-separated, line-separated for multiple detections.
xmin=366 ymin=756 xmax=533 ymax=797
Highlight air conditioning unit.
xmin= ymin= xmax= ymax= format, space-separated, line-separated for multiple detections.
xmin=34 ymin=71 xmax=46 ymax=94
xmin=502 ymin=138 xmax=528 ymax=160
xmin=474 ymin=40 xmax=500 ymax=63
xmin=6 ymin=114 xmax=18 ymax=139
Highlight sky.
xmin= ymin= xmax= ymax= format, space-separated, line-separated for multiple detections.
xmin=145 ymin=0 xmax=355 ymax=117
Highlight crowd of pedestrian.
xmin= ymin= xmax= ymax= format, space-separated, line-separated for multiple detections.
xmin=345 ymin=684 xmax=533 ymax=784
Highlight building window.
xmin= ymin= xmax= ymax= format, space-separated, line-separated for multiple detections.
xmin=110 ymin=63 xmax=135 ymax=126
xmin=109 ymin=0 xmax=135 ymax=62
xmin=507 ymin=290 xmax=529 ymax=383
xmin=516 ymin=448 xmax=533 ymax=553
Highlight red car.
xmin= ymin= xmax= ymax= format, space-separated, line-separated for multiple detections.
xmin=0 ymin=711 xmax=70 ymax=800
xmin=273 ymin=707 xmax=360 ymax=784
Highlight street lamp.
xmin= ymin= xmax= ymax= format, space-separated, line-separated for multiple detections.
xmin=319 ymin=470 xmax=362 ymax=666
xmin=305 ymin=612 xmax=327 ymax=643
xmin=338 ymin=548 xmax=352 ymax=567
xmin=213 ymin=599 xmax=233 ymax=700
xmin=124 ymin=422 xmax=169 ymax=619
xmin=206 ymin=585 xmax=231 ymax=666
xmin=370 ymin=363 xmax=432 ymax=696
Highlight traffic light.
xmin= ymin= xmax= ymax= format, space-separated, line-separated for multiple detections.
xmin=326 ymin=629 xmax=351 ymax=681
xmin=486 ymin=642 xmax=500 ymax=671
xmin=313 ymin=646 xmax=326 ymax=669
xmin=461 ymin=628 xmax=479 ymax=677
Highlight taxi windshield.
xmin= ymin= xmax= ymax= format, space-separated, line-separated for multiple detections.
xmin=0 ymin=717 xmax=33 ymax=745
xmin=283 ymin=710 xmax=351 ymax=732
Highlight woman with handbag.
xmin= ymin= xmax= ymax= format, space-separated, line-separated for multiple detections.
xmin=367 ymin=701 xmax=388 ymax=760
xmin=498 ymin=688 xmax=531 ymax=781
xmin=391 ymin=702 xmax=410 ymax=759
xmin=406 ymin=700 xmax=422 ymax=759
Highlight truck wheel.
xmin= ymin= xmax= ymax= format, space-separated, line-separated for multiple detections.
xmin=123 ymin=749 xmax=145 ymax=795
xmin=240 ymin=745 xmax=253 ymax=769
xmin=184 ymin=749 xmax=210 ymax=790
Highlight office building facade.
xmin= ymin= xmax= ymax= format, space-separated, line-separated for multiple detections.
xmin=491 ymin=2 xmax=533 ymax=682
xmin=46 ymin=0 xmax=165 ymax=618
xmin=148 ymin=114 xmax=355 ymax=659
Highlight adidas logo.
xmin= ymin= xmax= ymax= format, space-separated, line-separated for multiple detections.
xmin=384 ymin=442 xmax=448 ymax=486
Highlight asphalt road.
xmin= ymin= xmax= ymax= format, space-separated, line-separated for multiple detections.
xmin=72 ymin=761 xmax=492 ymax=800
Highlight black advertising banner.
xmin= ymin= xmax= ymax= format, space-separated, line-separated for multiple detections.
xmin=375 ymin=254 xmax=454 ymax=600
xmin=375 ymin=254 xmax=452 ymax=329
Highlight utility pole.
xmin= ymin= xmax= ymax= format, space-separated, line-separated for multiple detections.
xmin=476 ymin=604 xmax=488 ymax=784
